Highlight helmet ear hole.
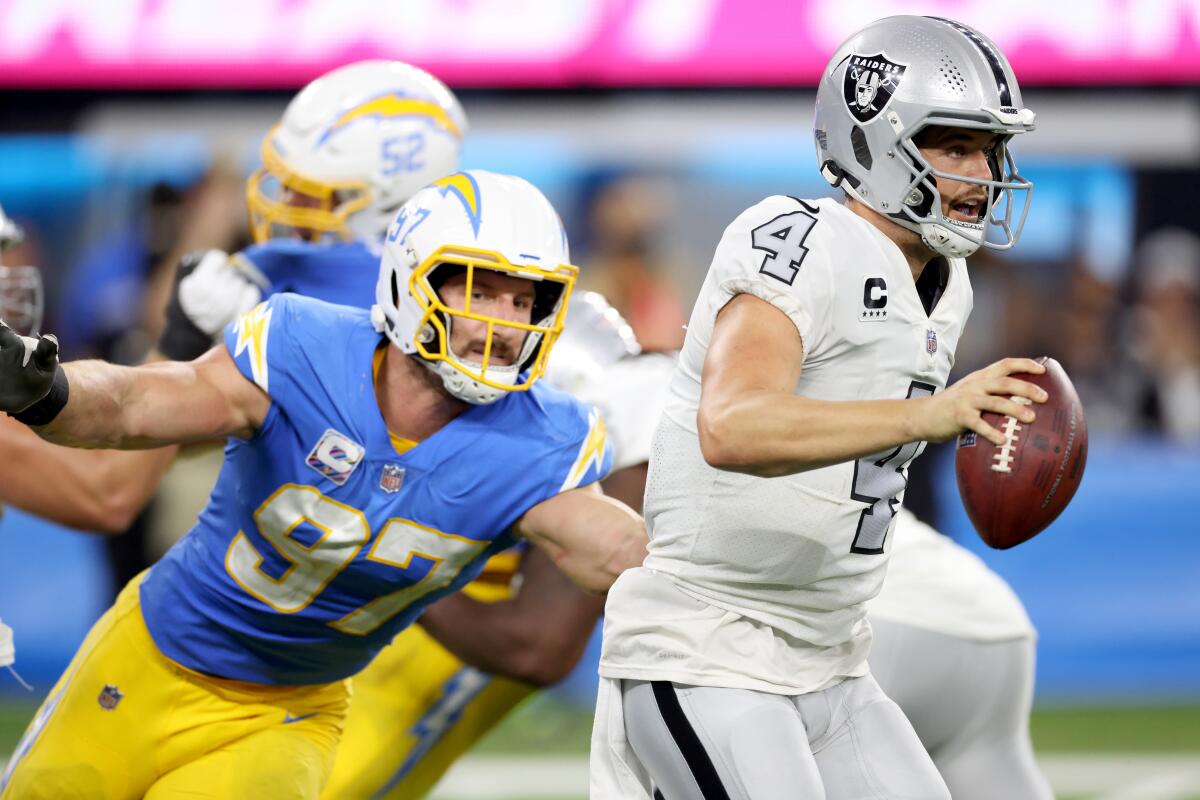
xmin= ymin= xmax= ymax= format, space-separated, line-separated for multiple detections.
xmin=905 ymin=185 xmax=936 ymax=218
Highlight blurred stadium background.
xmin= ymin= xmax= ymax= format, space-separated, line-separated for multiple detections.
xmin=1 ymin=1 xmax=1198 ymax=797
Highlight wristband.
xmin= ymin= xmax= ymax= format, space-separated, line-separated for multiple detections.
xmin=10 ymin=364 xmax=69 ymax=426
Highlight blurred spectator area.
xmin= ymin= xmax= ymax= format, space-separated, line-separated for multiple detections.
xmin=2 ymin=90 xmax=1195 ymax=365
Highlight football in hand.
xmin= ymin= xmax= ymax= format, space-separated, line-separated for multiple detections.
xmin=955 ymin=357 xmax=1088 ymax=549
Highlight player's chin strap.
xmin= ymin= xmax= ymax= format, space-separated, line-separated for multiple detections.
xmin=0 ymin=618 xmax=32 ymax=691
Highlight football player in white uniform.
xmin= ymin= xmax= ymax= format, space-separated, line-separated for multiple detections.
xmin=552 ymin=299 xmax=1051 ymax=800
xmin=868 ymin=509 xmax=1052 ymax=799
xmin=591 ymin=15 xmax=1046 ymax=799
xmin=410 ymin=295 xmax=1050 ymax=800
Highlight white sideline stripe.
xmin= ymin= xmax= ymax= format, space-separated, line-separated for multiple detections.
xmin=1041 ymin=754 xmax=1200 ymax=800
xmin=426 ymin=754 xmax=1200 ymax=800
xmin=4 ymin=752 xmax=1199 ymax=799
xmin=430 ymin=756 xmax=587 ymax=798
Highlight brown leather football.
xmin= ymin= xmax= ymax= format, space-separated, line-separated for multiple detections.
xmin=954 ymin=357 xmax=1088 ymax=549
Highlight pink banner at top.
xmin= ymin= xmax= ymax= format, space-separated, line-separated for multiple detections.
xmin=0 ymin=0 xmax=1197 ymax=88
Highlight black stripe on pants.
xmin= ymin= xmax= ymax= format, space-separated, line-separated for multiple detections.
xmin=651 ymin=681 xmax=731 ymax=800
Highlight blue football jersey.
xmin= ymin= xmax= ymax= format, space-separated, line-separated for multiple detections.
xmin=140 ymin=293 xmax=611 ymax=685
xmin=236 ymin=239 xmax=379 ymax=309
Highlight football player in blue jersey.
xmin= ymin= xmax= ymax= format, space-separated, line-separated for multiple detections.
xmin=0 ymin=62 xmax=625 ymax=799
xmin=0 ymin=168 xmax=647 ymax=800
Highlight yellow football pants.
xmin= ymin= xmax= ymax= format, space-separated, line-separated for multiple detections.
xmin=0 ymin=577 xmax=350 ymax=800
xmin=322 ymin=575 xmax=537 ymax=799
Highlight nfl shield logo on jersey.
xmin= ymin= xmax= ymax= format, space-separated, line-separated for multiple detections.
xmin=97 ymin=684 xmax=123 ymax=711
xmin=379 ymin=464 xmax=405 ymax=494
xmin=306 ymin=429 xmax=366 ymax=487
xmin=926 ymin=328 xmax=938 ymax=356
xmin=843 ymin=53 xmax=907 ymax=123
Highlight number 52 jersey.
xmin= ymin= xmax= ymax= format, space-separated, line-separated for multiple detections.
xmin=140 ymin=293 xmax=611 ymax=686
xmin=600 ymin=195 xmax=972 ymax=695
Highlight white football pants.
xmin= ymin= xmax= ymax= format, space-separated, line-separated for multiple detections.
xmin=605 ymin=674 xmax=950 ymax=800
xmin=867 ymin=620 xmax=1053 ymax=800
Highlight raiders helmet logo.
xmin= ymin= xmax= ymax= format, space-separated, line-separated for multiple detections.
xmin=843 ymin=53 xmax=907 ymax=123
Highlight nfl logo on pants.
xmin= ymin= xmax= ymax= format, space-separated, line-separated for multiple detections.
xmin=97 ymin=684 xmax=123 ymax=711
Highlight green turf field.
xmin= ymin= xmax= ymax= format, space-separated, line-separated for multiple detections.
xmin=455 ymin=693 xmax=1200 ymax=756
xmin=4 ymin=696 xmax=1199 ymax=798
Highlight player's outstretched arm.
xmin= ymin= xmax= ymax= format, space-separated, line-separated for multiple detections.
xmin=515 ymin=483 xmax=647 ymax=594
xmin=0 ymin=416 xmax=177 ymax=533
xmin=418 ymin=547 xmax=605 ymax=687
xmin=0 ymin=325 xmax=269 ymax=449
xmin=697 ymin=294 xmax=1047 ymax=477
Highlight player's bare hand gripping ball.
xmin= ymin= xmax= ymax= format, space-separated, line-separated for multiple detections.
xmin=914 ymin=357 xmax=1049 ymax=446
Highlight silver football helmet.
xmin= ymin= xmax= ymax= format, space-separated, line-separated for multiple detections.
xmin=814 ymin=15 xmax=1036 ymax=258
xmin=0 ymin=205 xmax=41 ymax=337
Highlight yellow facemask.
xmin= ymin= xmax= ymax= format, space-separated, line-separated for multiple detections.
xmin=245 ymin=127 xmax=373 ymax=244
xmin=407 ymin=245 xmax=578 ymax=393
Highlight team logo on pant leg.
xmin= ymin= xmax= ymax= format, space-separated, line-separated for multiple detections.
xmin=97 ymin=684 xmax=123 ymax=710
xmin=843 ymin=54 xmax=907 ymax=123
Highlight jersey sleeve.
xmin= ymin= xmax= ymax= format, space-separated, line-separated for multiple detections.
xmin=703 ymin=196 xmax=833 ymax=348
xmin=223 ymin=293 xmax=296 ymax=399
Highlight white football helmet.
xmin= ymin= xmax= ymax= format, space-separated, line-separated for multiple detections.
xmin=247 ymin=60 xmax=467 ymax=244
xmin=372 ymin=170 xmax=578 ymax=405
xmin=814 ymin=15 xmax=1036 ymax=258
xmin=0 ymin=205 xmax=41 ymax=337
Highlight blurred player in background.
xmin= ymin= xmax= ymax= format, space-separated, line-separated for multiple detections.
xmin=0 ymin=205 xmax=42 ymax=687
xmin=0 ymin=206 xmax=42 ymax=342
xmin=867 ymin=509 xmax=1051 ymax=799
xmin=592 ymin=15 xmax=1046 ymax=799
xmin=0 ymin=171 xmax=251 ymax=544
xmin=0 ymin=166 xmax=646 ymax=799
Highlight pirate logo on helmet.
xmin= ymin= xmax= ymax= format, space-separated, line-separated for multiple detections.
xmin=843 ymin=53 xmax=907 ymax=123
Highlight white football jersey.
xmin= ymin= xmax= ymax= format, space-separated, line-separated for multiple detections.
xmin=601 ymin=196 xmax=973 ymax=694
xmin=868 ymin=509 xmax=1034 ymax=641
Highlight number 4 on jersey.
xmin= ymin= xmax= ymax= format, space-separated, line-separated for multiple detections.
xmin=850 ymin=382 xmax=937 ymax=554
xmin=751 ymin=210 xmax=818 ymax=286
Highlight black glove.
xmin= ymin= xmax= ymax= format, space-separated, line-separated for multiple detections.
xmin=158 ymin=250 xmax=219 ymax=362
xmin=0 ymin=323 xmax=69 ymax=424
